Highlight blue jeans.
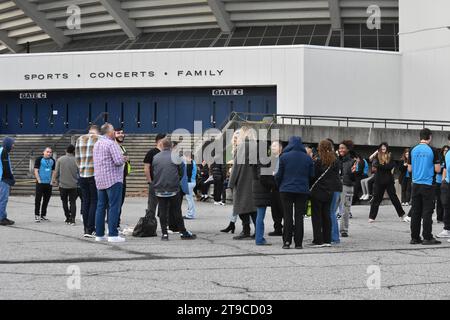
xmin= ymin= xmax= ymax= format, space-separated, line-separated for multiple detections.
xmin=255 ymin=207 xmax=267 ymax=245
xmin=0 ymin=181 xmax=10 ymax=220
xmin=330 ymin=192 xmax=341 ymax=243
xmin=79 ymin=177 xmax=98 ymax=234
xmin=185 ymin=182 xmax=196 ymax=218
xmin=95 ymin=182 xmax=123 ymax=237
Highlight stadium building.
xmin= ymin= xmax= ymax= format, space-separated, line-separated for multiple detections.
xmin=0 ymin=0 xmax=447 ymax=135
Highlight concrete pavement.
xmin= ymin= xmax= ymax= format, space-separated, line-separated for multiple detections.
xmin=0 ymin=196 xmax=449 ymax=300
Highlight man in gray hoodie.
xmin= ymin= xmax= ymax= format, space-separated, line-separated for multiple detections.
xmin=0 ymin=137 xmax=15 ymax=226
xmin=152 ymin=137 xmax=196 ymax=241
xmin=53 ymin=144 xmax=79 ymax=225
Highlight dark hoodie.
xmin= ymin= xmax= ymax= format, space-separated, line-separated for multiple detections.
xmin=1 ymin=137 xmax=15 ymax=186
xmin=275 ymin=136 xmax=314 ymax=194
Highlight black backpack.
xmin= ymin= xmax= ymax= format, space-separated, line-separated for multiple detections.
xmin=132 ymin=212 xmax=157 ymax=237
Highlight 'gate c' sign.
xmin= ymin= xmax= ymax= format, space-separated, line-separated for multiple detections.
xmin=212 ymin=89 xmax=244 ymax=96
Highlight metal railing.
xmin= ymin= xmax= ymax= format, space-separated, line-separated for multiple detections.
xmin=227 ymin=112 xmax=450 ymax=131
xmin=12 ymin=112 xmax=108 ymax=171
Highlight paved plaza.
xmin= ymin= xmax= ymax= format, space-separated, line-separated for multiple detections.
xmin=0 ymin=196 xmax=449 ymax=300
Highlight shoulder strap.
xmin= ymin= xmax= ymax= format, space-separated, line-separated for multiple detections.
xmin=310 ymin=165 xmax=331 ymax=192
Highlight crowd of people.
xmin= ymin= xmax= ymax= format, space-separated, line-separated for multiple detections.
xmin=0 ymin=125 xmax=450 ymax=248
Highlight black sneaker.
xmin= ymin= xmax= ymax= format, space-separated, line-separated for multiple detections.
xmin=180 ymin=231 xmax=197 ymax=240
xmin=349 ymin=213 xmax=353 ymax=219
xmin=40 ymin=216 xmax=50 ymax=222
xmin=161 ymin=234 xmax=169 ymax=241
xmin=35 ymin=215 xmax=40 ymax=223
xmin=422 ymin=238 xmax=441 ymax=245
xmin=64 ymin=218 xmax=70 ymax=224
xmin=341 ymin=232 xmax=348 ymax=238
xmin=69 ymin=219 xmax=76 ymax=226
xmin=294 ymin=245 xmax=303 ymax=249
xmin=0 ymin=218 xmax=14 ymax=226
xmin=410 ymin=238 xmax=423 ymax=245
xmin=268 ymin=230 xmax=282 ymax=236
xmin=282 ymin=243 xmax=290 ymax=249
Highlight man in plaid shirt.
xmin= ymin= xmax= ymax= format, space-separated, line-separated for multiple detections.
xmin=93 ymin=123 xmax=127 ymax=243
xmin=76 ymin=125 xmax=100 ymax=238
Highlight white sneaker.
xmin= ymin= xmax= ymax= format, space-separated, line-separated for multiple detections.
xmin=95 ymin=236 xmax=107 ymax=241
xmin=368 ymin=219 xmax=376 ymax=223
xmin=448 ymin=239 xmax=450 ymax=243
xmin=108 ymin=236 xmax=126 ymax=243
xmin=403 ymin=216 xmax=411 ymax=223
xmin=436 ymin=230 xmax=450 ymax=238
xmin=214 ymin=201 xmax=221 ymax=205
xmin=220 ymin=202 xmax=226 ymax=206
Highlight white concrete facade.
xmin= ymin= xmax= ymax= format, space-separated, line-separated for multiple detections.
xmin=0 ymin=0 xmax=448 ymax=122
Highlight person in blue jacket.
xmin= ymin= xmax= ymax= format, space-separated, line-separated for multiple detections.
xmin=0 ymin=137 xmax=15 ymax=226
xmin=275 ymin=136 xmax=314 ymax=249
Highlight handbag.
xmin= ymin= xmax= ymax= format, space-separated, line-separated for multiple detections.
xmin=132 ymin=211 xmax=157 ymax=237
xmin=310 ymin=166 xmax=331 ymax=192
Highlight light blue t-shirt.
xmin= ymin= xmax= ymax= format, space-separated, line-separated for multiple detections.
xmin=410 ymin=144 xmax=438 ymax=186
xmin=446 ymin=152 xmax=450 ymax=183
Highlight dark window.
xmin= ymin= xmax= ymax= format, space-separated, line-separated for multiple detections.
xmin=244 ymin=38 xmax=262 ymax=46
xmin=170 ymin=41 xmax=185 ymax=48
xmin=361 ymin=36 xmax=378 ymax=48
xmin=313 ymin=24 xmax=331 ymax=36
xmin=297 ymin=25 xmax=314 ymax=36
xmin=344 ymin=24 xmax=361 ymax=36
xmin=213 ymin=38 xmax=227 ymax=47
xmin=197 ymin=39 xmax=212 ymax=47
xmin=329 ymin=34 xmax=341 ymax=47
xmin=344 ymin=35 xmax=361 ymax=48
xmin=233 ymin=27 xmax=251 ymax=38
xmin=378 ymin=35 xmax=395 ymax=48
xmin=142 ymin=42 xmax=157 ymax=49
xmin=156 ymin=42 xmax=171 ymax=48
xmin=277 ymin=37 xmax=294 ymax=45
xmin=293 ymin=36 xmax=310 ymax=45
xmin=150 ymin=32 xmax=165 ymax=42
xmin=205 ymin=29 xmax=221 ymax=39
xmin=310 ymin=36 xmax=327 ymax=45
xmin=378 ymin=23 xmax=395 ymax=35
xmin=178 ymin=30 xmax=195 ymax=40
xmin=260 ymin=37 xmax=278 ymax=46
xmin=228 ymin=38 xmax=245 ymax=46
xmin=264 ymin=26 xmax=282 ymax=37
xmin=162 ymin=31 xmax=182 ymax=41
xmin=183 ymin=40 xmax=200 ymax=48
xmin=191 ymin=29 xmax=209 ymax=40
xmin=281 ymin=25 xmax=299 ymax=37
xmin=249 ymin=26 xmax=266 ymax=37
xmin=361 ymin=25 xmax=378 ymax=36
